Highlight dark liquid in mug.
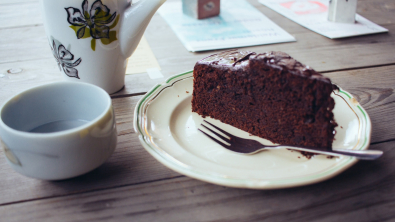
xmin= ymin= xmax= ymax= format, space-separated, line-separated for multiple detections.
xmin=30 ymin=119 xmax=89 ymax=133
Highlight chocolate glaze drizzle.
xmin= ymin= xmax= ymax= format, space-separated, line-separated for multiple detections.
xmin=198 ymin=50 xmax=332 ymax=84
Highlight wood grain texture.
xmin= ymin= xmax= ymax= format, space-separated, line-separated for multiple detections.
xmin=0 ymin=25 xmax=50 ymax=64
xmin=326 ymin=65 xmax=395 ymax=142
xmin=0 ymin=0 xmax=36 ymax=5
xmin=1 ymin=0 xmax=395 ymax=97
xmin=1 ymin=1 xmax=395 ymax=221
xmin=0 ymin=1 xmax=42 ymax=29
xmin=0 ymin=59 xmax=62 ymax=103
xmin=0 ymin=96 xmax=180 ymax=206
xmin=357 ymin=0 xmax=395 ymax=25
xmin=1 ymin=0 xmax=394 ymax=29
xmin=0 ymin=140 xmax=393 ymax=222
xmin=112 ymin=3 xmax=395 ymax=95
xmin=1 ymin=65 xmax=395 ymax=207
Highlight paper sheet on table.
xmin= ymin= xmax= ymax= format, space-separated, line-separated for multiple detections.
xmin=259 ymin=0 xmax=388 ymax=39
xmin=126 ymin=36 xmax=162 ymax=79
xmin=158 ymin=0 xmax=296 ymax=52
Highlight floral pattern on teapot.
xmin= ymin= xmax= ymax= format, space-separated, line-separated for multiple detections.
xmin=50 ymin=40 xmax=82 ymax=79
xmin=65 ymin=0 xmax=120 ymax=51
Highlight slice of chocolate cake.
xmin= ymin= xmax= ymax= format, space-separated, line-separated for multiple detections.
xmin=192 ymin=50 xmax=337 ymax=149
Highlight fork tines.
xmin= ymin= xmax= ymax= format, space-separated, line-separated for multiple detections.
xmin=198 ymin=120 xmax=231 ymax=148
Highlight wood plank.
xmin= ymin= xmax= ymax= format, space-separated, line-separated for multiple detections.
xmin=0 ymin=1 xmax=41 ymax=29
xmin=1 ymin=0 xmax=394 ymax=72
xmin=0 ymin=140 xmax=393 ymax=222
xmin=0 ymin=0 xmax=36 ymax=5
xmin=0 ymin=96 xmax=180 ymax=205
xmin=357 ymin=0 xmax=395 ymax=25
xmin=0 ymin=59 xmax=62 ymax=103
xmin=1 ymin=0 xmax=394 ymax=29
xmin=142 ymin=14 xmax=395 ymax=73
xmin=326 ymin=66 xmax=395 ymax=142
xmin=0 ymin=25 xmax=50 ymax=64
xmin=1 ymin=1 xmax=394 ymax=219
xmin=131 ymin=0 xmax=395 ymax=80
xmin=1 ymin=65 xmax=395 ymax=206
xmin=92 ymin=13 xmax=395 ymax=95
xmin=2 ymin=21 xmax=394 ymax=97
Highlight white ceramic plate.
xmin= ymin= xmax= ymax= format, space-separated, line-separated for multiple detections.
xmin=134 ymin=71 xmax=372 ymax=189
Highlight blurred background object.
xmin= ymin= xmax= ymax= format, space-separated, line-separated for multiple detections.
xmin=328 ymin=0 xmax=358 ymax=23
xmin=182 ymin=0 xmax=221 ymax=19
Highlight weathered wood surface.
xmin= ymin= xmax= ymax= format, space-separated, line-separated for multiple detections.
xmin=1 ymin=0 xmax=395 ymax=221
xmin=326 ymin=65 xmax=395 ymax=143
xmin=1 ymin=0 xmax=395 ymax=99
xmin=0 ymin=140 xmax=393 ymax=222
xmin=1 ymin=65 xmax=394 ymax=208
xmin=2 ymin=0 xmax=394 ymax=29
xmin=0 ymin=96 xmax=180 ymax=205
xmin=0 ymin=0 xmax=36 ymax=5
xmin=0 ymin=1 xmax=42 ymax=29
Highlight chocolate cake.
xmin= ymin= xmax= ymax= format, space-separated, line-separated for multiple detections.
xmin=191 ymin=50 xmax=337 ymax=149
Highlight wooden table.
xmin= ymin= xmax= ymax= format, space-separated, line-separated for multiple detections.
xmin=1 ymin=0 xmax=395 ymax=221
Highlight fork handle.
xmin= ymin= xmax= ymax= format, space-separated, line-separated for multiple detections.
xmin=330 ymin=149 xmax=383 ymax=160
xmin=273 ymin=146 xmax=383 ymax=160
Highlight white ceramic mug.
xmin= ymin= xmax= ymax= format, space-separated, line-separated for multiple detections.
xmin=0 ymin=82 xmax=117 ymax=180
xmin=40 ymin=0 xmax=166 ymax=94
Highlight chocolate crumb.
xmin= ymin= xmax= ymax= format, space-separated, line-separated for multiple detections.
xmin=288 ymin=149 xmax=316 ymax=159
xmin=300 ymin=151 xmax=316 ymax=159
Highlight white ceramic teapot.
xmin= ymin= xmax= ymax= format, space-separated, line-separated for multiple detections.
xmin=40 ymin=0 xmax=166 ymax=94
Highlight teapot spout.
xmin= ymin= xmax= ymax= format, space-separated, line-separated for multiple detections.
xmin=119 ymin=0 xmax=166 ymax=58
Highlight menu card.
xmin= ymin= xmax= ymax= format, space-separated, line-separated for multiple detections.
xmin=158 ymin=0 xmax=296 ymax=52
xmin=259 ymin=0 xmax=388 ymax=39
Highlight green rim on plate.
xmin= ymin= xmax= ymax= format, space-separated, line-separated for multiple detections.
xmin=133 ymin=71 xmax=372 ymax=189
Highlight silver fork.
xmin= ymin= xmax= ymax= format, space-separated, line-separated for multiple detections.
xmin=198 ymin=120 xmax=383 ymax=160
